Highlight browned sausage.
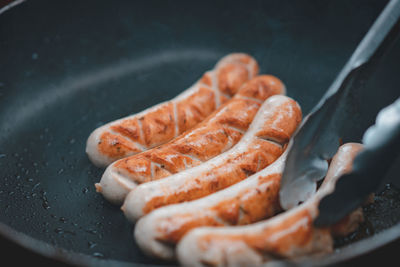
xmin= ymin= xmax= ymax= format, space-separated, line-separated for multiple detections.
xmin=133 ymin=151 xmax=287 ymax=260
xmin=123 ymin=95 xmax=301 ymax=220
xmin=86 ymin=53 xmax=259 ymax=167
xmin=96 ymin=75 xmax=286 ymax=204
xmin=176 ymin=143 xmax=364 ymax=266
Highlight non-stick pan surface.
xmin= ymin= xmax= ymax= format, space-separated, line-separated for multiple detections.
xmin=1 ymin=0 xmax=400 ymax=266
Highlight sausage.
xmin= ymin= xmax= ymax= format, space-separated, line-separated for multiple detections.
xmin=133 ymin=151 xmax=287 ymax=260
xmin=96 ymin=75 xmax=286 ymax=204
xmin=86 ymin=53 xmax=259 ymax=167
xmin=176 ymin=143 xmax=364 ymax=267
xmin=123 ymin=95 xmax=302 ymax=221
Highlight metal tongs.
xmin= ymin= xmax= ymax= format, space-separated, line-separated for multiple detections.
xmin=279 ymin=0 xmax=400 ymax=226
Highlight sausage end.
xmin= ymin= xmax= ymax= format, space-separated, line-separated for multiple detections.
xmin=97 ymin=163 xmax=139 ymax=205
xmin=135 ymin=215 xmax=176 ymax=260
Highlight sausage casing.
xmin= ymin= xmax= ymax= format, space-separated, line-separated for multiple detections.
xmin=86 ymin=53 xmax=259 ymax=167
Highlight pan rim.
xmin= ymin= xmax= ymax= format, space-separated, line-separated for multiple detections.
xmin=1 ymin=219 xmax=400 ymax=266
xmin=0 ymin=0 xmax=25 ymax=15
xmin=1 ymin=0 xmax=398 ymax=265
xmin=0 ymin=221 xmax=153 ymax=267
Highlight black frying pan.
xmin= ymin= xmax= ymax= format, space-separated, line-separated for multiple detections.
xmin=1 ymin=0 xmax=400 ymax=266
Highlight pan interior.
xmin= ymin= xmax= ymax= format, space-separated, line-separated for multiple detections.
xmin=1 ymin=0 xmax=399 ymax=265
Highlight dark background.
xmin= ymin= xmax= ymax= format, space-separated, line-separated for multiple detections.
xmin=0 ymin=0 xmax=399 ymax=266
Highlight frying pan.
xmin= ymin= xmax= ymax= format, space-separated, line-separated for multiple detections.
xmin=1 ymin=0 xmax=400 ymax=266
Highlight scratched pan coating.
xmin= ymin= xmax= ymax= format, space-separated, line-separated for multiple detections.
xmin=0 ymin=0 xmax=400 ymax=266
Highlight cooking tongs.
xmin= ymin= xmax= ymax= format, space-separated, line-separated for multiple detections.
xmin=279 ymin=0 xmax=400 ymax=226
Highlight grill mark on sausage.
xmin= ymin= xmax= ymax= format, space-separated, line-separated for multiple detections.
xmin=175 ymin=152 xmax=202 ymax=166
xmin=256 ymin=154 xmax=262 ymax=172
xmin=236 ymin=95 xmax=264 ymax=104
xmin=224 ymin=125 xmax=246 ymax=135
xmin=210 ymin=70 xmax=221 ymax=108
xmin=172 ymin=101 xmax=180 ymax=138
xmin=136 ymin=117 xmax=147 ymax=149
xmin=108 ymin=128 xmax=146 ymax=152
xmin=256 ymin=136 xmax=284 ymax=149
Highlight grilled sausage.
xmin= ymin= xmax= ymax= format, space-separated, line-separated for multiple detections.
xmin=176 ymin=143 xmax=364 ymax=267
xmin=86 ymin=53 xmax=259 ymax=167
xmin=133 ymin=151 xmax=287 ymax=260
xmin=96 ymin=75 xmax=286 ymax=204
xmin=123 ymin=95 xmax=302 ymax=221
